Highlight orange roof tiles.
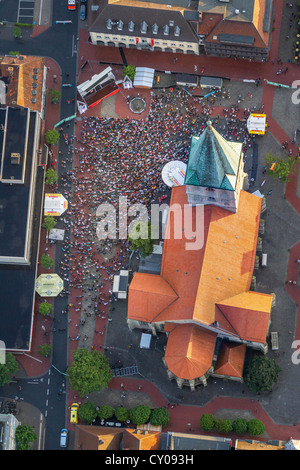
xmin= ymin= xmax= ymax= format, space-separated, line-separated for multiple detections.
xmin=128 ymin=273 xmax=178 ymax=322
xmin=164 ymin=324 xmax=217 ymax=380
xmin=205 ymin=20 xmax=268 ymax=49
xmin=214 ymin=342 xmax=246 ymax=378
xmin=123 ymin=429 xmax=161 ymax=450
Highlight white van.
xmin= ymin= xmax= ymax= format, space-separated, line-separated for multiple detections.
xmin=60 ymin=429 xmax=68 ymax=448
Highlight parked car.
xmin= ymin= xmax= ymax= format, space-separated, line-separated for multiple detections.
xmin=60 ymin=429 xmax=68 ymax=448
xmin=80 ymin=4 xmax=87 ymax=20
xmin=70 ymin=403 xmax=79 ymax=423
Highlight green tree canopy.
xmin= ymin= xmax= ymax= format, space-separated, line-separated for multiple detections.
xmin=42 ymin=215 xmax=57 ymax=232
xmin=123 ymin=65 xmax=136 ymax=80
xmin=67 ymin=349 xmax=112 ymax=396
xmin=78 ymin=402 xmax=97 ymax=424
xmin=150 ymin=407 xmax=170 ymax=427
xmin=97 ymin=405 xmax=115 ymax=420
xmin=49 ymin=88 xmax=61 ymax=104
xmin=245 ymin=355 xmax=281 ymax=393
xmin=39 ymin=301 xmax=52 ymax=316
xmin=232 ymin=418 xmax=248 ymax=435
xmin=45 ymin=129 xmax=60 ymax=146
xmin=37 ymin=344 xmax=51 ymax=358
xmin=247 ymin=418 xmax=265 ymax=436
xmin=215 ymin=418 xmax=233 ymax=434
xmin=128 ymin=221 xmax=155 ymax=258
xmin=265 ymin=152 xmax=297 ymax=183
xmin=40 ymin=253 xmax=54 ymax=269
xmin=200 ymin=413 xmax=216 ymax=431
xmin=45 ymin=168 xmax=58 ymax=185
xmin=129 ymin=405 xmax=151 ymax=425
xmin=0 ymin=353 xmax=19 ymax=386
xmin=14 ymin=26 xmax=22 ymax=38
xmin=15 ymin=424 xmax=37 ymax=450
xmin=115 ymin=406 xmax=129 ymax=422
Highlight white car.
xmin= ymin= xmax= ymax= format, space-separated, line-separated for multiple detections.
xmin=60 ymin=429 xmax=68 ymax=448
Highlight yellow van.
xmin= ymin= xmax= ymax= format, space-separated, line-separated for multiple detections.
xmin=70 ymin=403 xmax=79 ymax=424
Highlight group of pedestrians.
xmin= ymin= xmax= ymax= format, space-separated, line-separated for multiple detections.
xmin=53 ymin=86 xmax=264 ymax=353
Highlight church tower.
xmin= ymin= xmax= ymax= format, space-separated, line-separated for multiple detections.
xmin=185 ymin=121 xmax=248 ymax=213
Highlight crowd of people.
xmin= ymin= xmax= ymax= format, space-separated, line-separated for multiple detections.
xmin=53 ymin=86 xmax=259 ymax=348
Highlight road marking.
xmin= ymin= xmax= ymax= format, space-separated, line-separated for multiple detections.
xmin=47 ymin=388 xmax=49 ymax=395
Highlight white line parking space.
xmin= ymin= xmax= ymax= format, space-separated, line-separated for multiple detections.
xmin=17 ymin=0 xmax=35 ymax=24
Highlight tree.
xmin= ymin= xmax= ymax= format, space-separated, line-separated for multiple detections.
xmin=128 ymin=221 xmax=155 ymax=258
xmin=40 ymin=253 xmax=54 ymax=269
xmin=265 ymin=152 xmax=297 ymax=183
xmin=200 ymin=413 xmax=216 ymax=431
xmin=14 ymin=26 xmax=22 ymax=38
xmin=123 ymin=64 xmax=136 ymax=80
xmin=97 ymin=405 xmax=115 ymax=420
xmin=45 ymin=168 xmax=58 ymax=186
xmin=49 ymin=88 xmax=61 ymax=104
xmin=67 ymin=348 xmax=112 ymax=396
xmin=215 ymin=418 xmax=233 ymax=434
xmin=129 ymin=405 xmax=151 ymax=425
xmin=78 ymin=402 xmax=97 ymax=424
xmin=15 ymin=424 xmax=37 ymax=450
xmin=45 ymin=128 xmax=60 ymax=146
xmin=39 ymin=301 xmax=52 ymax=316
xmin=150 ymin=407 xmax=170 ymax=427
xmin=42 ymin=215 xmax=57 ymax=232
xmin=245 ymin=355 xmax=281 ymax=393
xmin=247 ymin=418 xmax=265 ymax=436
xmin=232 ymin=418 xmax=248 ymax=435
xmin=37 ymin=344 xmax=51 ymax=357
xmin=115 ymin=406 xmax=129 ymax=422
xmin=0 ymin=353 xmax=19 ymax=386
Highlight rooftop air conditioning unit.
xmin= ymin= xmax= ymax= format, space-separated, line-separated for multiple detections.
xmin=11 ymin=153 xmax=20 ymax=165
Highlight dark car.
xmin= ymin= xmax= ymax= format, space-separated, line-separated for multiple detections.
xmin=80 ymin=4 xmax=86 ymax=20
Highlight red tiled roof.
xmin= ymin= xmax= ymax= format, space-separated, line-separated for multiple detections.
xmin=214 ymin=342 xmax=246 ymax=378
xmin=164 ymin=324 xmax=217 ymax=380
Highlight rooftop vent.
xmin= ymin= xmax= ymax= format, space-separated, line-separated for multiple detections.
xmin=32 ymin=82 xmax=38 ymax=89
xmin=174 ymin=25 xmax=180 ymax=36
xmin=33 ymin=74 xmax=38 ymax=80
xmin=11 ymin=153 xmax=20 ymax=165
xmin=163 ymin=24 xmax=169 ymax=35
xmin=169 ymin=20 xmax=174 ymax=26
xmin=140 ymin=21 xmax=148 ymax=34
xmin=235 ymin=9 xmax=240 ymax=14
xmin=128 ymin=20 xmax=135 ymax=32
xmin=152 ymin=23 xmax=158 ymax=34
xmin=117 ymin=19 xmax=124 ymax=31
xmin=106 ymin=18 xmax=112 ymax=29
xmin=31 ymin=90 xmax=37 ymax=96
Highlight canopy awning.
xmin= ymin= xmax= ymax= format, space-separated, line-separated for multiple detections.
xmin=35 ymin=273 xmax=64 ymax=297
xmin=44 ymin=193 xmax=68 ymax=216
xmin=133 ymin=67 xmax=155 ymax=88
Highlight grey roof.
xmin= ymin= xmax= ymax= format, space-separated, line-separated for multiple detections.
xmin=89 ymin=4 xmax=199 ymax=43
xmin=198 ymin=0 xmax=256 ymax=22
xmin=185 ymin=122 xmax=242 ymax=190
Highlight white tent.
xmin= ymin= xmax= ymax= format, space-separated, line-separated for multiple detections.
xmin=140 ymin=332 xmax=152 ymax=349
xmin=44 ymin=194 xmax=68 ymax=216
xmin=133 ymin=67 xmax=155 ymax=88
xmin=247 ymin=113 xmax=266 ymax=135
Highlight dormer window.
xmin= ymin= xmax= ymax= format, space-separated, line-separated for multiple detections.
xmin=106 ymin=18 xmax=112 ymax=30
xmin=152 ymin=23 xmax=158 ymax=35
xmin=174 ymin=25 xmax=180 ymax=36
xmin=117 ymin=20 xmax=123 ymax=31
xmin=140 ymin=21 xmax=148 ymax=34
xmin=163 ymin=24 xmax=169 ymax=35
xmin=128 ymin=20 xmax=135 ymax=32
